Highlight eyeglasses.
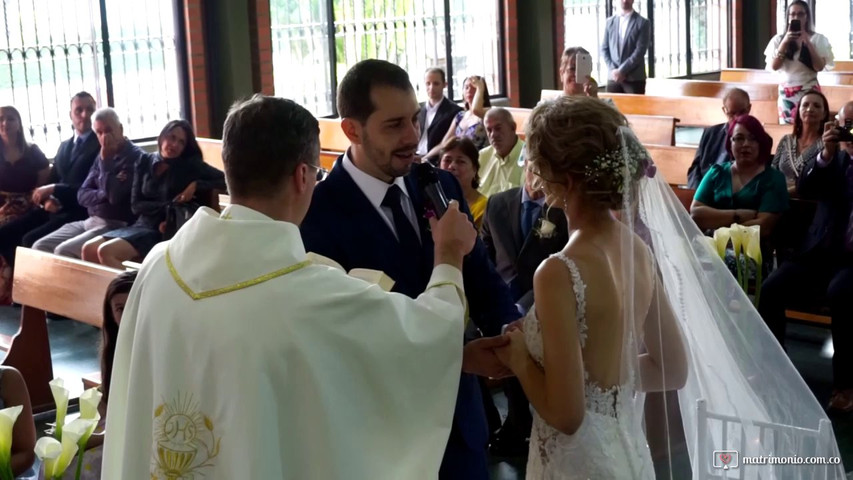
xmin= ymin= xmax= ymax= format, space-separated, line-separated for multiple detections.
xmin=730 ymin=136 xmax=758 ymax=145
xmin=304 ymin=163 xmax=329 ymax=182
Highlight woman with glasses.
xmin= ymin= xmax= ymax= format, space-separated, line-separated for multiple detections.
xmin=771 ymin=90 xmax=830 ymax=193
xmin=764 ymin=1 xmax=834 ymax=124
xmin=691 ymin=114 xmax=789 ymax=238
xmin=80 ymin=120 xmax=225 ymax=268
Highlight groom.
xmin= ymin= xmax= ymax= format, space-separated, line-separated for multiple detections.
xmin=301 ymin=59 xmax=521 ymax=479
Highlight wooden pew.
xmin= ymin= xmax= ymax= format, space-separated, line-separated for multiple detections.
xmin=197 ymin=138 xmax=224 ymax=171
xmin=599 ymin=93 xmax=779 ymax=126
xmin=721 ymin=68 xmax=853 ymax=86
xmin=505 ymin=107 xmax=676 ymax=146
xmin=834 ymin=60 xmax=853 ymax=72
xmin=646 ymin=78 xmax=779 ymax=101
xmin=763 ymin=123 xmax=790 ymax=153
xmin=317 ymin=118 xmax=350 ymax=152
xmin=2 ymin=248 xmax=121 ymax=411
xmin=646 ymin=145 xmax=695 ymax=187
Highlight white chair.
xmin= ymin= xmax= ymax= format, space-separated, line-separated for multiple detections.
xmin=696 ymin=398 xmax=836 ymax=479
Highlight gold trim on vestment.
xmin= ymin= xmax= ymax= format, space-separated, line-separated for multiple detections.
xmin=166 ymin=247 xmax=310 ymax=300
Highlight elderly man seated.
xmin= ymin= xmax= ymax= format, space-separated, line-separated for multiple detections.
xmin=686 ymin=88 xmax=752 ymax=188
xmin=477 ymin=107 xmax=525 ymax=197
xmin=31 ymin=107 xmax=144 ymax=258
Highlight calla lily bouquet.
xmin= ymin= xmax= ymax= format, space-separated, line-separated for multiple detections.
xmin=35 ymin=378 xmax=102 ymax=480
xmin=710 ymin=223 xmax=763 ymax=306
xmin=0 ymin=405 xmax=23 ymax=480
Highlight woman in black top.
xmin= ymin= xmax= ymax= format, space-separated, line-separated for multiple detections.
xmin=81 ymin=120 xmax=225 ymax=268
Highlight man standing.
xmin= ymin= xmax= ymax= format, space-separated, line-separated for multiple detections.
xmin=480 ymin=159 xmax=570 ymax=455
xmin=103 ymin=95 xmax=480 ymax=479
xmin=301 ymin=59 xmax=520 ymax=479
xmin=478 ymin=108 xmax=525 ymax=197
xmin=601 ymin=0 xmax=651 ymax=94
xmin=687 ymin=88 xmax=752 ymax=188
xmin=31 ymin=108 xmax=143 ymax=258
xmin=418 ymin=67 xmax=462 ymax=164
xmin=0 ymin=92 xmax=99 ymax=266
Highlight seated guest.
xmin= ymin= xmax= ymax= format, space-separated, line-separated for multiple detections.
xmin=81 ymin=120 xmax=225 ymax=268
xmin=771 ymin=89 xmax=829 ymax=193
xmin=31 ymin=108 xmax=144 ymax=259
xmin=0 ymin=366 xmax=36 ymax=477
xmin=439 ymin=137 xmax=486 ymax=229
xmin=687 ymin=88 xmax=752 ymax=188
xmin=417 ymin=67 xmax=462 ymax=164
xmin=424 ymin=75 xmax=491 ymax=158
xmin=691 ymin=114 xmax=788 ymax=239
xmin=479 ymin=158 xmax=569 ymax=455
xmin=559 ymin=46 xmax=601 ymax=98
xmin=0 ymin=105 xmax=50 ymax=303
xmin=477 ymin=108 xmax=525 ymax=197
xmin=0 ymin=93 xmax=99 ymax=304
xmin=759 ymin=101 xmax=853 ymax=412
xmin=64 ymin=270 xmax=137 ymax=478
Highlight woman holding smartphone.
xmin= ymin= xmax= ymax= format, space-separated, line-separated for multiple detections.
xmin=764 ymin=1 xmax=834 ymax=124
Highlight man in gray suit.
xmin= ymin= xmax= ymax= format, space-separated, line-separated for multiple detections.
xmin=601 ymin=0 xmax=651 ymax=94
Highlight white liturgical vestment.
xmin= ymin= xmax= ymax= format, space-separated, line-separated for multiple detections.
xmin=102 ymin=204 xmax=466 ymax=479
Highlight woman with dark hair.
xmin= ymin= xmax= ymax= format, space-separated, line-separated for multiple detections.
xmin=438 ymin=137 xmax=486 ymax=228
xmin=80 ymin=120 xmax=225 ymax=268
xmin=0 ymin=105 xmax=49 ymax=304
xmin=425 ymin=75 xmax=491 ymax=158
xmin=771 ymin=89 xmax=830 ymax=192
xmin=764 ymin=0 xmax=834 ymax=124
xmin=691 ymin=114 xmax=789 ymax=238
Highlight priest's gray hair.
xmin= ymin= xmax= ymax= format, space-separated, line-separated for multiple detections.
xmin=222 ymin=94 xmax=320 ymax=198
xmin=93 ymin=107 xmax=121 ymax=127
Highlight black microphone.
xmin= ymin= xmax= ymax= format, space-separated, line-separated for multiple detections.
xmin=413 ymin=162 xmax=450 ymax=218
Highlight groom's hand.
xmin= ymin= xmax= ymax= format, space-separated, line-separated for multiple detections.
xmin=462 ymin=336 xmax=513 ymax=379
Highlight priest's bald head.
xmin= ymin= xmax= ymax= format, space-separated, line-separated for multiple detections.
xmin=222 ymin=95 xmax=320 ymax=223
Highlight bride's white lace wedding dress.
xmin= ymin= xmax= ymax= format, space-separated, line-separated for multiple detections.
xmin=523 ymin=252 xmax=655 ymax=479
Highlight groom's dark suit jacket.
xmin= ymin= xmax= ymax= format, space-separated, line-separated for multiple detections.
xmin=301 ymin=155 xmax=519 ymax=478
xmin=481 ymin=187 xmax=570 ymax=313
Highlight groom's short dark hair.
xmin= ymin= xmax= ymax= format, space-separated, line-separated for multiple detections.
xmin=337 ymin=59 xmax=414 ymax=124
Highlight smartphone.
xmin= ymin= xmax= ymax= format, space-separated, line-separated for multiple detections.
xmin=575 ymin=53 xmax=593 ymax=84
xmin=789 ymin=19 xmax=801 ymax=32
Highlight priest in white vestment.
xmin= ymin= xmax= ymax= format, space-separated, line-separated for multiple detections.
xmin=102 ymin=95 xmax=480 ymax=479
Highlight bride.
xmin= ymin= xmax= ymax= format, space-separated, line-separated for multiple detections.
xmin=495 ymin=96 xmax=847 ymax=479
xmin=495 ymin=96 xmax=687 ymax=478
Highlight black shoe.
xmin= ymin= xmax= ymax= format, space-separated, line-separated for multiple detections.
xmin=488 ymin=428 xmax=530 ymax=458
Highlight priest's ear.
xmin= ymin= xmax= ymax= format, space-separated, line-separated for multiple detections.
xmin=293 ymin=163 xmax=314 ymax=195
xmin=341 ymin=117 xmax=364 ymax=146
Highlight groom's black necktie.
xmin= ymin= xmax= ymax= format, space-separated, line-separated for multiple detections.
xmin=382 ymin=185 xmax=421 ymax=256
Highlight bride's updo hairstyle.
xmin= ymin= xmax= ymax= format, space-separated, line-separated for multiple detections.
xmin=525 ymin=96 xmax=647 ymax=210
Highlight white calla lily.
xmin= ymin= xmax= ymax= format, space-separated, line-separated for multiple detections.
xmin=34 ymin=436 xmax=62 ymax=478
xmin=0 ymin=405 xmax=22 ymax=479
xmin=744 ymin=225 xmax=762 ymax=265
xmin=712 ymin=227 xmax=731 ymax=259
xmin=79 ymin=388 xmax=102 ymax=421
xmin=729 ymin=223 xmax=745 ymax=257
xmin=53 ymin=418 xmax=94 ymax=476
xmin=48 ymin=378 xmax=68 ymax=439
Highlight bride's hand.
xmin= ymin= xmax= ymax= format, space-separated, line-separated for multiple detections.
xmin=495 ymin=330 xmax=529 ymax=372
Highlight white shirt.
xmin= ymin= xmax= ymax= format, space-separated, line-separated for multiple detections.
xmin=619 ymin=11 xmax=633 ymax=43
xmin=417 ymin=100 xmax=442 ymax=155
xmin=763 ymin=32 xmax=835 ymax=86
xmin=342 ymin=150 xmax=422 ymax=242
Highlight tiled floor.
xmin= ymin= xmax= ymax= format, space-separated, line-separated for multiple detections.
xmin=0 ymin=305 xmax=849 ymax=479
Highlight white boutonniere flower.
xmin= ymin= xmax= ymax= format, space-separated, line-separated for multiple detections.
xmin=535 ymin=218 xmax=557 ymax=239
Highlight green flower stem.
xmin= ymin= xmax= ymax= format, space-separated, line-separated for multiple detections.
xmin=0 ymin=463 xmax=14 ymax=480
xmin=74 ymin=446 xmax=85 ymax=480
xmin=754 ymin=266 xmax=763 ymax=307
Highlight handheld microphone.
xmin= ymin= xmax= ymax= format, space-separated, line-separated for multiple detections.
xmin=413 ymin=162 xmax=450 ymax=218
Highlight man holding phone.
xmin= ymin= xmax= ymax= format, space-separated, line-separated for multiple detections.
xmin=764 ymin=1 xmax=834 ymax=124
xmin=601 ymin=0 xmax=651 ymax=94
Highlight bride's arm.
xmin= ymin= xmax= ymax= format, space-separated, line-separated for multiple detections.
xmin=639 ymin=272 xmax=688 ymax=392
xmin=500 ymin=257 xmax=586 ymax=435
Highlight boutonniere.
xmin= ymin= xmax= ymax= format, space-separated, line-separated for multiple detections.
xmin=535 ymin=218 xmax=557 ymax=239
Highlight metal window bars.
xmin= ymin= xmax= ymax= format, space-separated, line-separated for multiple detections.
xmin=269 ymin=0 xmax=503 ymax=117
xmin=0 ymin=0 xmax=183 ymax=155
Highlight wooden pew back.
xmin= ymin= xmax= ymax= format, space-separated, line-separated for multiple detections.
xmin=646 ymin=78 xmax=779 ymax=101
xmin=197 ymin=138 xmax=224 ymax=171
xmin=505 ymin=106 xmax=676 ymax=146
xmin=834 ymin=60 xmax=853 ymax=71
xmin=763 ymin=123 xmax=790 ymax=153
xmin=4 ymin=248 xmax=122 ymax=411
xmin=720 ymin=68 xmax=853 ymax=86
xmin=599 ymin=93 xmax=778 ymax=126
xmin=646 ymin=145 xmax=695 ymax=186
